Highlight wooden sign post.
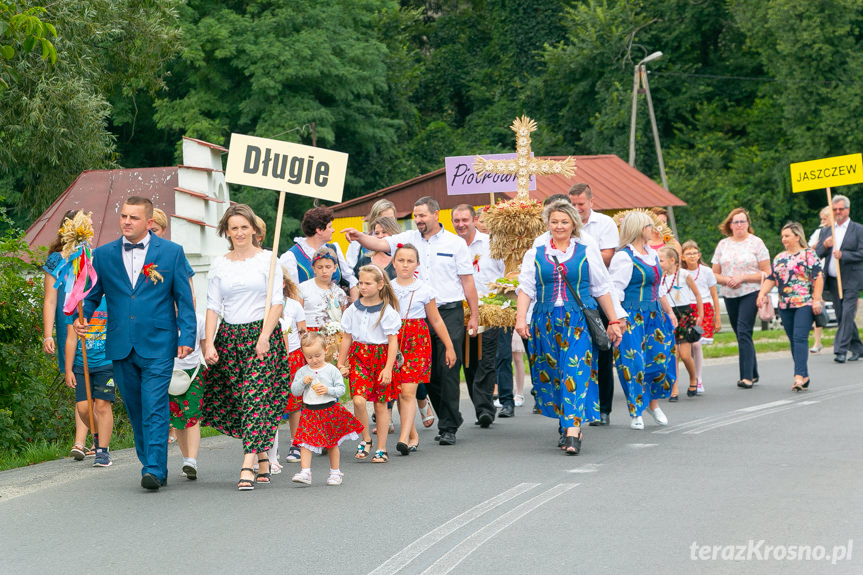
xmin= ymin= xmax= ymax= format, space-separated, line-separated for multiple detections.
xmin=225 ymin=133 xmax=349 ymax=314
xmin=790 ymin=153 xmax=863 ymax=300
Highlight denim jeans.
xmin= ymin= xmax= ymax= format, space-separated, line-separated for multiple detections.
xmin=778 ymin=305 xmax=813 ymax=377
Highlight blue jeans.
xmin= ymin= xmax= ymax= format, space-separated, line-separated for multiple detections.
xmin=778 ymin=305 xmax=813 ymax=378
xmin=495 ymin=328 xmax=514 ymax=408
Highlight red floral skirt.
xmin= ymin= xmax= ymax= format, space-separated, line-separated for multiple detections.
xmin=348 ymin=341 xmax=400 ymax=403
xmin=393 ymin=319 xmax=431 ymax=385
xmin=691 ymin=302 xmax=715 ymax=339
xmin=285 ymin=348 xmax=306 ymax=413
xmin=294 ymin=402 xmax=363 ymax=453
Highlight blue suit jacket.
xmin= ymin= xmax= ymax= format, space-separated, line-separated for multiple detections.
xmin=84 ymin=232 xmax=196 ymax=360
xmin=815 ymin=220 xmax=863 ymax=292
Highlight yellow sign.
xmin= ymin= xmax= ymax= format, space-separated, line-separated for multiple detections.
xmin=790 ymin=153 xmax=863 ymax=193
xmin=225 ymin=133 xmax=348 ymax=202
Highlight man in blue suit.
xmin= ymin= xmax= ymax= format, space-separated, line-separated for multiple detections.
xmin=76 ymin=196 xmax=196 ymax=490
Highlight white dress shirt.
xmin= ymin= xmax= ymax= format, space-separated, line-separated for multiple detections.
xmin=583 ymin=210 xmax=620 ymax=251
xmin=207 ymin=251 xmax=284 ymax=325
xmin=122 ymin=233 xmax=151 ymax=288
xmin=385 ymin=226 xmax=473 ymax=305
xmin=828 ymin=218 xmax=850 ymax=277
xmin=464 ymin=231 xmax=505 ymax=297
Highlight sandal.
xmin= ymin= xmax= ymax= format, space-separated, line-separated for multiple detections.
xmin=238 ymin=468 xmax=256 ymax=491
xmin=419 ymin=402 xmax=435 ymax=428
xmin=396 ymin=441 xmax=410 ymax=456
xmin=408 ymin=441 xmax=419 ymax=453
xmin=355 ymin=441 xmax=372 ymax=460
xmin=256 ymin=455 xmax=271 ymax=484
xmin=563 ymin=432 xmax=582 ymax=456
xmin=372 ymin=450 xmax=389 ymax=463
xmin=791 ymin=381 xmax=804 ymax=392
xmin=70 ymin=444 xmax=86 ymax=461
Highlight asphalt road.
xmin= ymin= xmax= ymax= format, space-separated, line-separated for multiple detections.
xmin=1 ymin=352 xmax=861 ymax=575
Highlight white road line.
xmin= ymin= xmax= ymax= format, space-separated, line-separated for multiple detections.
xmin=628 ymin=443 xmax=659 ymax=449
xmin=367 ymin=482 xmax=540 ymax=575
xmin=566 ymin=463 xmax=602 ymax=473
xmin=736 ymin=399 xmax=794 ymax=412
xmin=652 ymin=412 xmax=729 ymax=434
xmin=419 ymin=483 xmax=579 ymax=575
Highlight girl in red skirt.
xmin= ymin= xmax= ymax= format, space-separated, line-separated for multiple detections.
xmin=681 ymin=240 xmax=721 ymax=394
xmin=337 ymin=265 xmax=401 ymax=463
xmin=390 ymin=244 xmax=456 ymax=456
xmin=290 ymin=332 xmax=363 ymax=486
xmin=280 ymin=274 xmax=307 ymax=464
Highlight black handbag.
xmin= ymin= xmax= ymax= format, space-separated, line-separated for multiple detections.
xmin=552 ymin=256 xmax=612 ymax=351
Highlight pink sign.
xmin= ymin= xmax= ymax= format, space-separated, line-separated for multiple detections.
xmin=444 ymin=153 xmax=536 ymax=196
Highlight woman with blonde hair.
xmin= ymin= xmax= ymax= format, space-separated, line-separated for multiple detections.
xmin=346 ymin=199 xmax=398 ymax=270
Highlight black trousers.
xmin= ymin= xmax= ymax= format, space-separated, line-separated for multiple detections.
xmin=428 ymin=305 xmax=466 ymax=434
xmin=724 ymin=292 xmax=759 ymax=381
xmin=465 ymin=327 xmax=500 ymax=420
xmin=596 ymin=308 xmax=614 ymax=415
xmin=826 ymin=276 xmax=863 ymax=354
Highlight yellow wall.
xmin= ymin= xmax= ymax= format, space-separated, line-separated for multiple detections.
xmin=332 ymin=208 xmax=461 ymax=252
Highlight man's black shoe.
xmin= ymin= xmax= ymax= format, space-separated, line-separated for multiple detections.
xmin=439 ymin=432 xmax=456 ymax=445
xmin=141 ymin=473 xmax=165 ymax=491
xmin=835 ymin=353 xmax=847 ymax=363
xmin=498 ymin=406 xmax=515 ymax=418
xmin=478 ymin=413 xmax=493 ymax=428
xmin=849 ymin=351 xmax=860 ymax=361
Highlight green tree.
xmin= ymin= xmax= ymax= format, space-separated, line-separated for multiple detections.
xmin=0 ymin=1 xmax=57 ymax=89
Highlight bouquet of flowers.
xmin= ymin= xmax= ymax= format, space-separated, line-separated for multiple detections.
xmin=318 ymin=295 xmax=343 ymax=364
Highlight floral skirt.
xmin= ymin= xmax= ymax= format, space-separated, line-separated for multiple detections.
xmin=348 ymin=341 xmax=400 ymax=403
xmin=285 ymin=348 xmax=306 ymax=414
xmin=201 ymin=320 xmax=290 ymax=453
xmin=393 ymin=319 xmax=431 ymax=385
xmin=673 ymin=305 xmax=696 ymax=343
xmin=692 ymin=302 xmax=715 ymax=339
xmin=527 ymin=306 xmax=599 ymax=429
xmin=169 ymin=367 xmax=205 ymax=430
xmin=294 ymin=402 xmax=363 ymax=454
xmin=614 ymin=305 xmax=677 ymax=416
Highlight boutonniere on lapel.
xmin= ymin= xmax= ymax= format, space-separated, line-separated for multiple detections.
xmin=472 ymin=253 xmax=480 ymax=272
xmin=142 ymin=263 xmax=164 ymax=284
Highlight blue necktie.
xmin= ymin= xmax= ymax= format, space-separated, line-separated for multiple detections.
xmin=124 ymin=242 xmax=144 ymax=251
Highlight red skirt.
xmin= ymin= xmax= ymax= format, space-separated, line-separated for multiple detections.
xmin=691 ymin=302 xmax=716 ymax=338
xmin=348 ymin=341 xmax=400 ymax=403
xmin=285 ymin=348 xmax=306 ymax=413
xmin=294 ymin=402 xmax=363 ymax=454
xmin=393 ymin=319 xmax=431 ymax=385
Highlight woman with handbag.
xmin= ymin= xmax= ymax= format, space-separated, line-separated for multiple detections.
xmin=609 ymin=211 xmax=679 ymax=430
xmin=757 ymin=222 xmax=824 ymax=391
xmin=711 ymin=208 xmax=771 ymax=389
xmin=515 ymin=201 xmax=624 ymax=455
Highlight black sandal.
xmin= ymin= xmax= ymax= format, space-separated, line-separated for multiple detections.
xmin=563 ymin=433 xmax=582 ymax=456
xmin=238 ymin=468 xmax=256 ymax=491
xmin=256 ymin=455 xmax=271 ymax=484
xmin=687 ymin=383 xmax=698 ymax=397
xmin=396 ymin=442 xmax=410 ymax=456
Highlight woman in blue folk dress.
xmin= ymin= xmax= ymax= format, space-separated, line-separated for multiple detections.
xmin=608 ymin=211 xmax=678 ymax=430
xmin=516 ymin=201 xmax=624 ymax=455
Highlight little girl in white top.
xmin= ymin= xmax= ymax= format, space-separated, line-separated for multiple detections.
xmin=390 ymin=243 xmax=456 ymax=455
xmin=658 ymin=246 xmax=704 ymax=399
xmin=299 ymin=246 xmax=349 ymax=330
xmin=681 ymin=240 xmax=721 ymax=395
xmin=277 ymin=275 xmax=307 ymax=466
xmin=337 ymin=265 xmax=401 ymax=464
xmin=290 ymin=332 xmax=363 ymax=486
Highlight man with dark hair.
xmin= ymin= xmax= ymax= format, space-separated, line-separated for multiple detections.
xmin=815 ymin=194 xmax=863 ymax=363
xmin=344 ymin=196 xmax=479 ymax=446
xmin=76 ymin=196 xmax=196 ymax=490
xmin=451 ymin=204 xmax=506 ymax=424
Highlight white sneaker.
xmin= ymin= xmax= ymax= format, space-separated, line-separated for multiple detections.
xmin=326 ymin=471 xmax=344 ymax=486
xmin=291 ymin=470 xmax=311 ymax=485
xmin=493 ymin=398 xmax=503 ymax=409
xmin=647 ymin=407 xmax=668 ymax=426
xmin=514 ymin=394 xmax=525 ymax=407
xmin=630 ymin=416 xmax=644 ymax=430
xmin=696 ymin=380 xmax=705 ymax=395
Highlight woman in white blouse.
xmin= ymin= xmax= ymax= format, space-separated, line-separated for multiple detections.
xmin=515 ymin=201 xmax=623 ymax=455
xmin=201 ymin=204 xmax=290 ymax=491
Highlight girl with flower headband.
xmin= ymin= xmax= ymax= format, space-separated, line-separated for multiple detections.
xmin=298 ymin=246 xmax=349 ymax=333
xmin=337 ymin=264 xmax=401 ymax=463
xmin=390 ymin=243 xmax=455 ymax=455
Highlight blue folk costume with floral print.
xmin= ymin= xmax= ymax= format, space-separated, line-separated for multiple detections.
xmin=527 ymin=244 xmax=600 ymax=429
xmin=613 ymin=247 xmax=676 ymax=416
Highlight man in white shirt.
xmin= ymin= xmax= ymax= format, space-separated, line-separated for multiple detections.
xmin=569 ymin=184 xmax=619 ymax=426
xmin=452 ymin=205 xmax=506 ymax=425
xmin=343 ymin=197 xmax=479 ymax=446
xmin=815 ymin=194 xmax=863 ymax=362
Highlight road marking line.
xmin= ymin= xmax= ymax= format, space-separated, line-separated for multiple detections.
xmin=566 ymin=464 xmax=602 ymax=473
xmin=367 ymin=482 xmax=539 ymax=575
xmin=419 ymin=483 xmax=579 ymax=575
xmin=798 ymin=400 xmax=820 ymax=405
xmin=736 ymin=399 xmax=794 ymax=412
xmin=628 ymin=443 xmax=659 ymax=448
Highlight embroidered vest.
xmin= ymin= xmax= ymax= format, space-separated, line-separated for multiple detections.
xmin=621 ymin=246 xmax=662 ymax=311
xmin=533 ymin=244 xmax=596 ymax=314
xmin=290 ymin=242 xmax=343 ymax=284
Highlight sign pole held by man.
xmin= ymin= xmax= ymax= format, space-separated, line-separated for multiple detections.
xmin=790 ymin=153 xmax=863 ymax=300
xmin=225 ymin=132 xmax=349 ymax=315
